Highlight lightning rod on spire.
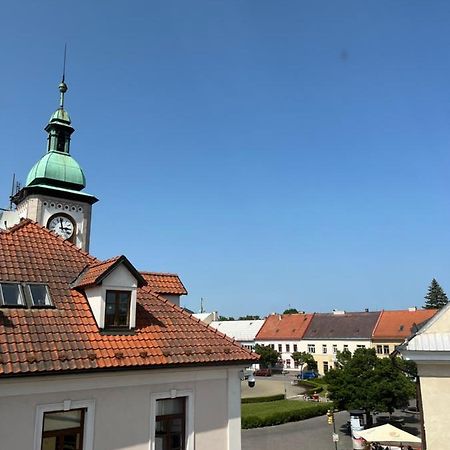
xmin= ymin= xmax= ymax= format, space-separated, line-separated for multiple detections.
xmin=59 ymin=44 xmax=68 ymax=108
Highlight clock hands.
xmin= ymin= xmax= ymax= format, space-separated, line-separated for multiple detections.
xmin=58 ymin=217 xmax=72 ymax=234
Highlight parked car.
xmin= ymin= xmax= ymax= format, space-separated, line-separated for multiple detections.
xmin=296 ymin=371 xmax=318 ymax=380
xmin=254 ymin=368 xmax=272 ymax=377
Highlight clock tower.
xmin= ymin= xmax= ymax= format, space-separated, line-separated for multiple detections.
xmin=11 ymin=79 xmax=98 ymax=251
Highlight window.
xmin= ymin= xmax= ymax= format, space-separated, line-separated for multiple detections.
xmin=332 ymin=344 xmax=338 ymax=354
xmin=155 ymin=397 xmax=186 ymax=450
xmin=278 ymin=344 xmax=282 ymax=352
xmin=286 ymin=359 xmax=291 ymax=368
xmin=293 ymin=344 xmax=298 ymax=352
xmin=286 ymin=344 xmax=290 ymax=352
xmin=28 ymin=284 xmax=52 ymax=307
xmin=383 ymin=345 xmax=390 ymax=355
xmin=376 ymin=345 xmax=383 ymax=354
xmin=322 ymin=344 xmax=327 ymax=354
xmin=323 ymin=361 xmax=329 ymax=373
xmin=0 ymin=283 xmax=25 ymax=306
xmin=356 ymin=345 xmax=366 ymax=349
xmin=41 ymin=409 xmax=85 ymax=450
xmin=0 ymin=283 xmax=53 ymax=308
xmin=307 ymin=344 xmax=315 ymax=353
xmin=34 ymin=400 xmax=95 ymax=450
xmin=105 ymin=290 xmax=131 ymax=328
xmin=270 ymin=344 xmax=275 ymax=349
xmin=343 ymin=345 xmax=349 ymax=351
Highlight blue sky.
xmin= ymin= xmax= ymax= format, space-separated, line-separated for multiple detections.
xmin=2 ymin=1 xmax=450 ymax=317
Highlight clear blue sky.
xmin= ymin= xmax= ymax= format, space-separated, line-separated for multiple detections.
xmin=1 ymin=1 xmax=450 ymax=317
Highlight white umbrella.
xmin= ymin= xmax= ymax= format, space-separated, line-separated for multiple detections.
xmin=358 ymin=423 xmax=421 ymax=447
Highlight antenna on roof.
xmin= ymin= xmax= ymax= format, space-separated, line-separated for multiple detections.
xmin=200 ymin=297 xmax=205 ymax=314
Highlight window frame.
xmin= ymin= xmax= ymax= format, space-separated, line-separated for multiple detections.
xmin=307 ymin=344 xmax=315 ymax=354
xmin=285 ymin=344 xmax=290 ymax=353
xmin=41 ymin=408 xmax=85 ymax=450
xmin=0 ymin=282 xmax=26 ymax=307
xmin=33 ymin=399 xmax=95 ymax=450
xmin=150 ymin=390 xmax=194 ymax=450
xmin=27 ymin=283 xmax=53 ymax=308
xmin=383 ymin=345 xmax=390 ymax=355
xmin=322 ymin=344 xmax=327 ymax=354
xmin=104 ymin=290 xmax=131 ymax=329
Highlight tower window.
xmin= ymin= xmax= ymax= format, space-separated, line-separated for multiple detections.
xmin=0 ymin=283 xmax=25 ymax=307
xmin=105 ymin=290 xmax=131 ymax=328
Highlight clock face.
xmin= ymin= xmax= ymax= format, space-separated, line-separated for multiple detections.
xmin=48 ymin=215 xmax=75 ymax=240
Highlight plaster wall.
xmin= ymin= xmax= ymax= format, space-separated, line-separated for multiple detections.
xmin=0 ymin=365 xmax=244 ymax=450
xmin=85 ymin=264 xmax=138 ymax=329
xmin=417 ymin=363 xmax=450 ymax=450
xmin=423 ymin=307 xmax=450 ymax=334
xmin=17 ymin=194 xmax=92 ymax=250
xmin=161 ymin=294 xmax=180 ymax=306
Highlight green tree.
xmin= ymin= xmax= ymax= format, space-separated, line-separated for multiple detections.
xmin=292 ymin=351 xmax=317 ymax=373
xmin=238 ymin=315 xmax=261 ymax=320
xmin=324 ymin=348 xmax=415 ymax=426
xmin=283 ymin=308 xmax=299 ymax=314
xmin=254 ymin=344 xmax=280 ymax=368
xmin=218 ymin=316 xmax=235 ymax=321
xmin=424 ymin=278 xmax=448 ymax=309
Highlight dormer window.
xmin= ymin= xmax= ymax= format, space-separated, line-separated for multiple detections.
xmin=105 ymin=290 xmax=131 ymax=329
xmin=0 ymin=283 xmax=25 ymax=306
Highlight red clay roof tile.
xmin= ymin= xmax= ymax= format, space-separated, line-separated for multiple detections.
xmin=256 ymin=313 xmax=314 ymax=340
xmin=372 ymin=309 xmax=438 ymax=339
xmin=141 ymin=272 xmax=187 ymax=295
xmin=0 ymin=220 xmax=256 ymax=376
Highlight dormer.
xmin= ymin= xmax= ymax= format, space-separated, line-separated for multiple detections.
xmin=73 ymin=255 xmax=146 ymax=331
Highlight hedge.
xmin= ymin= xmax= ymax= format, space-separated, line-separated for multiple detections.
xmin=242 ymin=400 xmax=330 ymax=429
xmin=242 ymin=394 xmax=285 ymax=404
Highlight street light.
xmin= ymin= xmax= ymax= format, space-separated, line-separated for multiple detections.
xmin=327 ymin=409 xmax=338 ymax=450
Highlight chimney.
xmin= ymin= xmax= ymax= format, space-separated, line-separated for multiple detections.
xmin=408 ymin=307 xmax=418 ymax=312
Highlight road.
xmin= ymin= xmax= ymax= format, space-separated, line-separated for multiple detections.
xmin=242 ymin=410 xmax=353 ymax=450
xmin=243 ymin=409 xmax=422 ymax=450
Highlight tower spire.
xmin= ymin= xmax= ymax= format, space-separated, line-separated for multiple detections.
xmin=59 ymin=44 xmax=68 ymax=108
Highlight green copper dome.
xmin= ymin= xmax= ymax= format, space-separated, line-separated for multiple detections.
xmin=26 ymin=151 xmax=86 ymax=191
xmin=24 ymin=79 xmax=87 ymax=192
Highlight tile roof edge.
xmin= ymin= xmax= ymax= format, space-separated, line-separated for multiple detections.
xmin=158 ymin=297 xmax=256 ymax=358
xmin=372 ymin=309 xmax=385 ymax=338
xmin=140 ymin=271 xmax=182 ymax=277
xmin=0 ymin=359 xmax=259 ymax=379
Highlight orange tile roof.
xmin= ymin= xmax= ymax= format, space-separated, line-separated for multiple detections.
xmin=0 ymin=220 xmax=256 ymax=376
xmin=141 ymin=272 xmax=187 ymax=296
xmin=372 ymin=309 xmax=438 ymax=339
xmin=256 ymin=313 xmax=314 ymax=340
xmin=73 ymin=255 xmax=146 ymax=289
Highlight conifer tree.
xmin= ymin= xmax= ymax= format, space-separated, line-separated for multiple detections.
xmin=424 ymin=278 xmax=448 ymax=309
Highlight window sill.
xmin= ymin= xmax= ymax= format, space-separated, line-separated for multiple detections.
xmin=100 ymin=328 xmax=135 ymax=335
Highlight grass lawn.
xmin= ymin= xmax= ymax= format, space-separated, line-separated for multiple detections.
xmin=242 ymin=399 xmax=330 ymax=429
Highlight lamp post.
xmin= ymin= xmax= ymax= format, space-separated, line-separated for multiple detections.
xmin=327 ymin=409 xmax=338 ymax=450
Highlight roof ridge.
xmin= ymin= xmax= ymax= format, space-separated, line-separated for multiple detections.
xmin=140 ymin=271 xmax=181 ymax=277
